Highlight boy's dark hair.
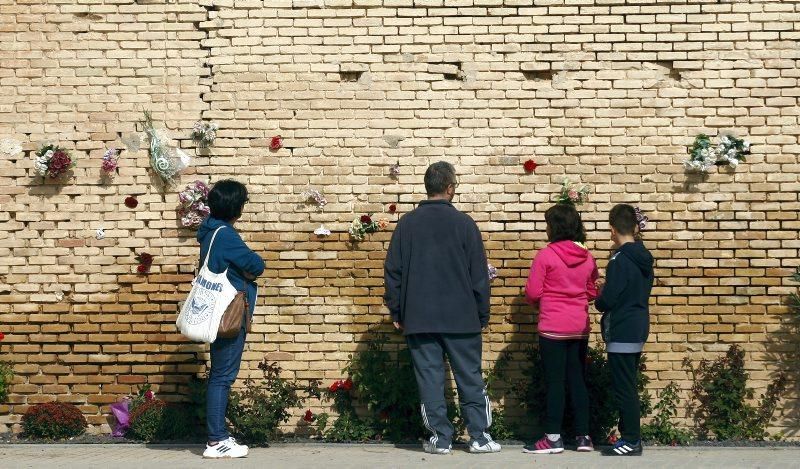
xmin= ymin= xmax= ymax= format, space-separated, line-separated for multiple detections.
xmin=208 ymin=179 xmax=248 ymax=222
xmin=545 ymin=204 xmax=586 ymax=243
xmin=424 ymin=161 xmax=457 ymax=196
xmin=609 ymin=204 xmax=637 ymax=236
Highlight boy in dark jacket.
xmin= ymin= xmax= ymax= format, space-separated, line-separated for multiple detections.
xmin=384 ymin=162 xmax=499 ymax=455
xmin=596 ymin=204 xmax=654 ymax=457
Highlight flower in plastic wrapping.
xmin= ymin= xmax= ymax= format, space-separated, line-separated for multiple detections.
xmin=389 ymin=162 xmax=400 ymax=177
xmin=487 ymin=263 xmax=498 ymax=281
xmin=95 ymin=227 xmax=105 ymax=240
xmin=377 ymin=218 xmax=389 ymax=230
xmin=314 ymin=224 xmax=331 ymax=237
xmin=743 ymin=141 xmax=750 ymax=152
xmin=270 ymin=135 xmax=283 ymax=150
xmin=729 ymin=158 xmax=739 ymax=168
xmin=303 ymin=189 xmax=327 ymax=209
xmin=0 ymin=138 xmax=22 ymax=156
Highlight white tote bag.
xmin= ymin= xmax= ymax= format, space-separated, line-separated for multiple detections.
xmin=176 ymin=226 xmax=238 ymax=343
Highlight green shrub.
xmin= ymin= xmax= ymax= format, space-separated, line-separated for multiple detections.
xmin=315 ymin=381 xmax=375 ymax=442
xmin=344 ymin=334 xmax=425 ymax=442
xmin=22 ymin=402 xmax=87 ymax=440
xmin=227 ymin=360 xmax=314 ymax=446
xmin=128 ymin=398 xmax=193 ymax=442
xmin=0 ymin=361 xmax=12 ymax=403
xmin=641 ymin=381 xmax=692 ymax=445
xmin=515 ymin=345 xmax=651 ymax=442
xmin=685 ymin=345 xmax=787 ymax=441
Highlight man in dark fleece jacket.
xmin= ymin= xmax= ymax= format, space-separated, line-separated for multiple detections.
xmin=384 ymin=161 xmax=499 ymax=455
xmin=596 ymin=204 xmax=654 ymax=457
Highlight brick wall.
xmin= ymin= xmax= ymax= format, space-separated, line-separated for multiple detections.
xmin=1 ymin=0 xmax=798 ymax=436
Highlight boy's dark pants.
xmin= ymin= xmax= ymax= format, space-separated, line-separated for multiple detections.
xmin=406 ymin=333 xmax=492 ymax=449
xmin=608 ymin=352 xmax=642 ymax=442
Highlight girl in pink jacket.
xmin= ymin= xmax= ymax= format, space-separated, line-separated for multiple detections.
xmin=522 ymin=204 xmax=599 ymax=455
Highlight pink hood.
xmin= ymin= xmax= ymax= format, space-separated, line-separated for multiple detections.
xmin=525 ymin=240 xmax=599 ymax=338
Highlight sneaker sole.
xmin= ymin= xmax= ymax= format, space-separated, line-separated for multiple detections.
xmin=522 ymin=448 xmax=564 ymax=454
xmin=576 ymin=446 xmax=594 ymax=452
xmin=470 ymin=448 xmax=501 ymax=454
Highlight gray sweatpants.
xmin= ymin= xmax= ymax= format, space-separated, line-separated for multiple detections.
xmin=406 ymin=333 xmax=492 ymax=449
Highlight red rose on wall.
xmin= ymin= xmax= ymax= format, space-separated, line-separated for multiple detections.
xmin=0 ymin=332 xmax=5 ymax=341
xmin=136 ymin=264 xmax=149 ymax=274
xmin=342 ymin=378 xmax=353 ymax=391
xmin=144 ymin=390 xmax=154 ymax=400
xmin=328 ymin=381 xmax=340 ymax=393
xmin=360 ymin=215 xmax=372 ymax=224
xmin=523 ymin=159 xmax=537 ymax=173
xmin=388 ymin=204 xmax=397 ymax=214
xmin=124 ymin=196 xmax=139 ymax=209
xmin=270 ymin=135 xmax=283 ymax=150
xmin=303 ymin=410 xmax=314 ymax=422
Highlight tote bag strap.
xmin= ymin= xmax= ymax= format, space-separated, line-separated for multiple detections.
xmin=202 ymin=226 xmax=226 ymax=269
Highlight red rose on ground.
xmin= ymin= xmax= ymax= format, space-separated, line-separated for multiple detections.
xmin=270 ymin=135 xmax=283 ymax=150
xmin=328 ymin=381 xmax=340 ymax=393
xmin=388 ymin=204 xmax=397 ymax=214
xmin=303 ymin=410 xmax=314 ymax=422
xmin=608 ymin=435 xmax=618 ymax=444
xmin=124 ymin=196 xmax=138 ymax=209
xmin=360 ymin=215 xmax=372 ymax=224
xmin=342 ymin=378 xmax=353 ymax=391
xmin=137 ymin=264 xmax=149 ymax=274
xmin=523 ymin=159 xmax=537 ymax=173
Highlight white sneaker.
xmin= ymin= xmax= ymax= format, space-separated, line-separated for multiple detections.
xmin=470 ymin=438 xmax=502 ymax=453
xmin=203 ymin=437 xmax=249 ymax=459
xmin=422 ymin=438 xmax=452 ymax=455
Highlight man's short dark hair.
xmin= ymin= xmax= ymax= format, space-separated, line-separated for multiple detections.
xmin=609 ymin=203 xmax=637 ymax=236
xmin=545 ymin=204 xmax=586 ymax=243
xmin=208 ymin=179 xmax=248 ymax=222
xmin=424 ymin=161 xmax=457 ymax=196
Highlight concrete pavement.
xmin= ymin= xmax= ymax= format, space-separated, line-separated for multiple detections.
xmin=0 ymin=443 xmax=797 ymax=468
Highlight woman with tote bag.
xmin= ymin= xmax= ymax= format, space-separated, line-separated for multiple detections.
xmin=196 ymin=180 xmax=265 ymax=459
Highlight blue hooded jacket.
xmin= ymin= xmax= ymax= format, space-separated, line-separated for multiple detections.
xmin=196 ymin=217 xmax=265 ymax=316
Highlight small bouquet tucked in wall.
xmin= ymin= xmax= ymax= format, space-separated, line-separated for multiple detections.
xmin=556 ymin=178 xmax=590 ymax=206
xmin=177 ymin=180 xmax=211 ymax=229
xmin=34 ymin=144 xmax=76 ymax=179
xmin=685 ymin=133 xmax=750 ymax=173
xmin=191 ymin=121 xmax=219 ymax=147
xmin=348 ymin=214 xmax=388 ymax=241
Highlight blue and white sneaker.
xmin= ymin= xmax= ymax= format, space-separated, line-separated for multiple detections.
xmin=601 ymin=439 xmax=642 ymax=456
xmin=423 ymin=436 xmax=452 ymax=455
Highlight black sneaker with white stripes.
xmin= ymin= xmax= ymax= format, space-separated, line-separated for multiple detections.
xmin=601 ymin=439 xmax=642 ymax=456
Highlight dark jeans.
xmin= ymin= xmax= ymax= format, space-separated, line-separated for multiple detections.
xmin=539 ymin=336 xmax=590 ymax=436
xmin=207 ymin=325 xmax=247 ymax=442
xmin=608 ymin=352 xmax=642 ymax=442
xmin=406 ymin=333 xmax=491 ymax=448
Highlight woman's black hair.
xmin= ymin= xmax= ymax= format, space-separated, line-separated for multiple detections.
xmin=208 ymin=179 xmax=248 ymax=222
xmin=545 ymin=204 xmax=586 ymax=243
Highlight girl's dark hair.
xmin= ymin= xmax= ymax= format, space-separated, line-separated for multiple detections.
xmin=208 ymin=179 xmax=248 ymax=222
xmin=545 ymin=204 xmax=586 ymax=243
xmin=609 ymin=203 xmax=637 ymax=236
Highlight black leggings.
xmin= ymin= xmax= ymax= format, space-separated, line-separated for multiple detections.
xmin=539 ymin=336 xmax=590 ymax=436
